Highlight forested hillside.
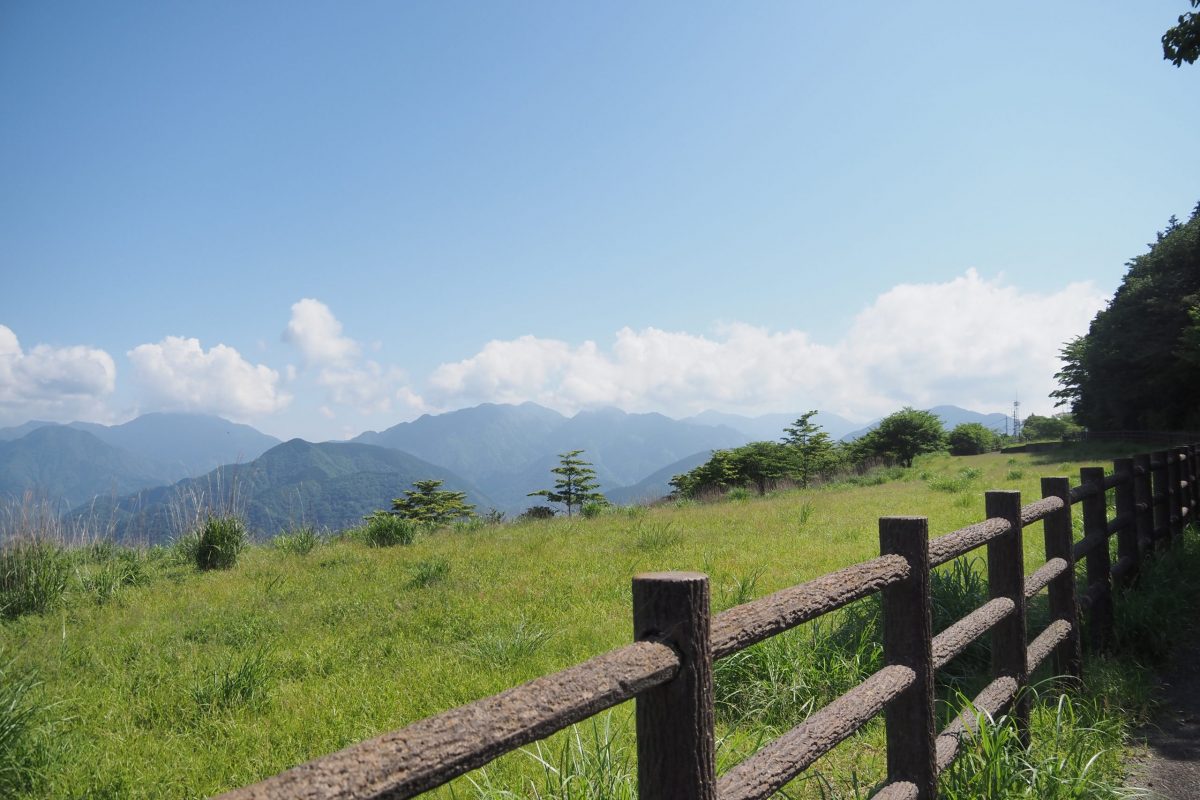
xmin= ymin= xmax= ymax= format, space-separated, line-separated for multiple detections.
xmin=1055 ymin=205 xmax=1200 ymax=429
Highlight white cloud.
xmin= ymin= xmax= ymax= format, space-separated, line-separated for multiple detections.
xmin=127 ymin=336 xmax=291 ymax=420
xmin=427 ymin=271 xmax=1107 ymax=419
xmin=283 ymin=298 xmax=360 ymax=367
xmin=316 ymin=361 xmax=416 ymax=416
xmin=282 ymin=298 xmax=428 ymax=417
xmin=0 ymin=325 xmax=117 ymax=424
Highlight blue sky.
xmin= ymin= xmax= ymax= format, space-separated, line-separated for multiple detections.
xmin=1 ymin=1 xmax=1197 ymax=440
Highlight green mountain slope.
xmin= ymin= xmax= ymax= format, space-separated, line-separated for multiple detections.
xmin=353 ymin=402 xmax=566 ymax=482
xmin=76 ymin=439 xmax=492 ymax=544
xmin=0 ymin=426 xmax=168 ymax=509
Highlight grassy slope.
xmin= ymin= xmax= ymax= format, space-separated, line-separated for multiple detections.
xmin=0 ymin=448 xmax=1142 ymax=798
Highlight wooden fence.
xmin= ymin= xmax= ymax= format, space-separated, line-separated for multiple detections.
xmin=217 ymin=444 xmax=1200 ymax=800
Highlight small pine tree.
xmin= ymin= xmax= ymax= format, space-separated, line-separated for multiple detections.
xmin=528 ymin=450 xmax=606 ymax=517
xmin=391 ymin=479 xmax=475 ymax=526
xmin=781 ymin=410 xmax=840 ymax=488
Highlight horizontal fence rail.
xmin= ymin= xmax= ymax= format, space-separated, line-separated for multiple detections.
xmin=217 ymin=442 xmax=1200 ymax=800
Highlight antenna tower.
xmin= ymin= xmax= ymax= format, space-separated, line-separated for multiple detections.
xmin=1012 ymin=398 xmax=1021 ymax=439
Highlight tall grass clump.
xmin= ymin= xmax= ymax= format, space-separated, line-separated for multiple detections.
xmin=938 ymin=688 xmax=1128 ymax=799
xmin=465 ymin=619 xmax=553 ymax=668
xmin=714 ymin=598 xmax=881 ymax=730
xmin=468 ymin=713 xmax=635 ymax=800
xmin=355 ymin=511 xmax=418 ymax=547
xmin=1111 ymin=525 xmax=1200 ymax=663
xmin=74 ymin=545 xmax=148 ymax=605
xmin=193 ymin=515 xmax=248 ymax=570
xmin=192 ymin=649 xmax=273 ymax=715
xmin=408 ymin=557 xmax=451 ymax=588
xmin=0 ymin=539 xmax=70 ymax=619
xmin=273 ymin=526 xmax=322 ymax=556
xmin=0 ymin=658 xmax=54 ymax=796
xmin=931 ymin=557 xmax=990 ymax=688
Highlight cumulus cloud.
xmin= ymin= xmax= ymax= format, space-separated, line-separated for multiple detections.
xmin=127 ymin=336 xmax=291 ymax=420
xmin=283 ymin=298 xmax=360 ymax=367
xmin=282 ymin=298 xmax=428 ymax=417
xmin=0 ymin=325 xmax=117 ymax=424
xmin=315 ymin=361 xmax=415 ymax=416
xmin=428 ymin=271 xmax=1106 ymax=419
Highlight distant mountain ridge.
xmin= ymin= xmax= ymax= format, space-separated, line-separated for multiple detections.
xmin=3 ymin=402 xmax=1016 ymax=539
xmin=0 ymin=413 xmax=281 ymax=515
xmin=353 ymin=403 xmax=747 ymax=511
xmin=75 ymin=439 xmax=492 ymax=545
xmin=67 ymin=413 xmax=280 ymax=480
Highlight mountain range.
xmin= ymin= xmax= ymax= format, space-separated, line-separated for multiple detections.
xmin=0 ymin=402 xmax=1010 ymax=542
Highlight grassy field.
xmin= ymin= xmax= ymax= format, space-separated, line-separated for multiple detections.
xmin=2 ymin=444 xmax=1191 ymax=799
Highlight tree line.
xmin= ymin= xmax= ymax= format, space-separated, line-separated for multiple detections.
xmin=1053 ymin=204 xmax=1200 ymax=431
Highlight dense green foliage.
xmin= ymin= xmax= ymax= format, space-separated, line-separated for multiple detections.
xmin=1163 ymin=0 xmax=1200 ymax=66
xmin=1020 ymin=413 xmax=1081 ymax=442
xmin=947 ymin=423 xmax=1000 ymax=455
xmin=1054 ymin=207 xmax=1200 ymax=430
xmin=670 ymin=413 xmax=848 ymax=497
xmin=852 ymin=407 xmax=946 ymax=467
xmin=390 ymin=480 xmax=475 ymax=525
xmin=528 ymin=450 xmax=605 ymax=517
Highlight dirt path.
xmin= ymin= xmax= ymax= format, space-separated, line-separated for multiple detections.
xmin=1126 ymin=629 xmax=1200 ymax=798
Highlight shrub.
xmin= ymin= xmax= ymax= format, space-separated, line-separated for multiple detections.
xmin=358 ymin=511 xmax=417 ymax=547
xmin=518 ymin=505 xmax=557 ymax=521
xmin=194 ymin=515 xmax=248 ymax=570
xmin=580 ymin=500 xmax=610 ymax=519
xmin=0 ymin=539 xmax=70 ymax=619
xmin=948 ymin=423 xmax=1000 ymax=455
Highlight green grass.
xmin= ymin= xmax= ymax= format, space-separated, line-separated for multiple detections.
xmin=0 ymin=540 xmax=70 ymax=620
xmin=272 ymin=526 xmax=323 ymax=556
xmin=0 ymin=447 xmax=1183 ymax=798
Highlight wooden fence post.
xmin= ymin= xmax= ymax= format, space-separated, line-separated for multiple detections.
xmin=1133 ymin=453 xmax=1154 ymax=559
xmin=1168 ymin=448 xmax=1183 ymax=545
xmin=1192 ymin=443 xmax=1200 ymax=512
xmin=880 ymin=516 xmax=936 ymax=799
xmin=1080 ymin=467 xmax=1113 ymax=651
xmin=1175 ymin=446 xmax=1192 ymax=535
xmin=633 ymin=572 xmax=716 ymax=800
xmin=1113 ymin=458 xmax=1138 ymax=588
xmin=1152 ymin=451 xmax=1170 ymax=551
xmin=1189 ymin=444 xmax=1199 ymax=513
xmin=1040 ymin=477 xmax=1082 ymax=682
xmin=985 ymin=490 xmax=1029 ymax=743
